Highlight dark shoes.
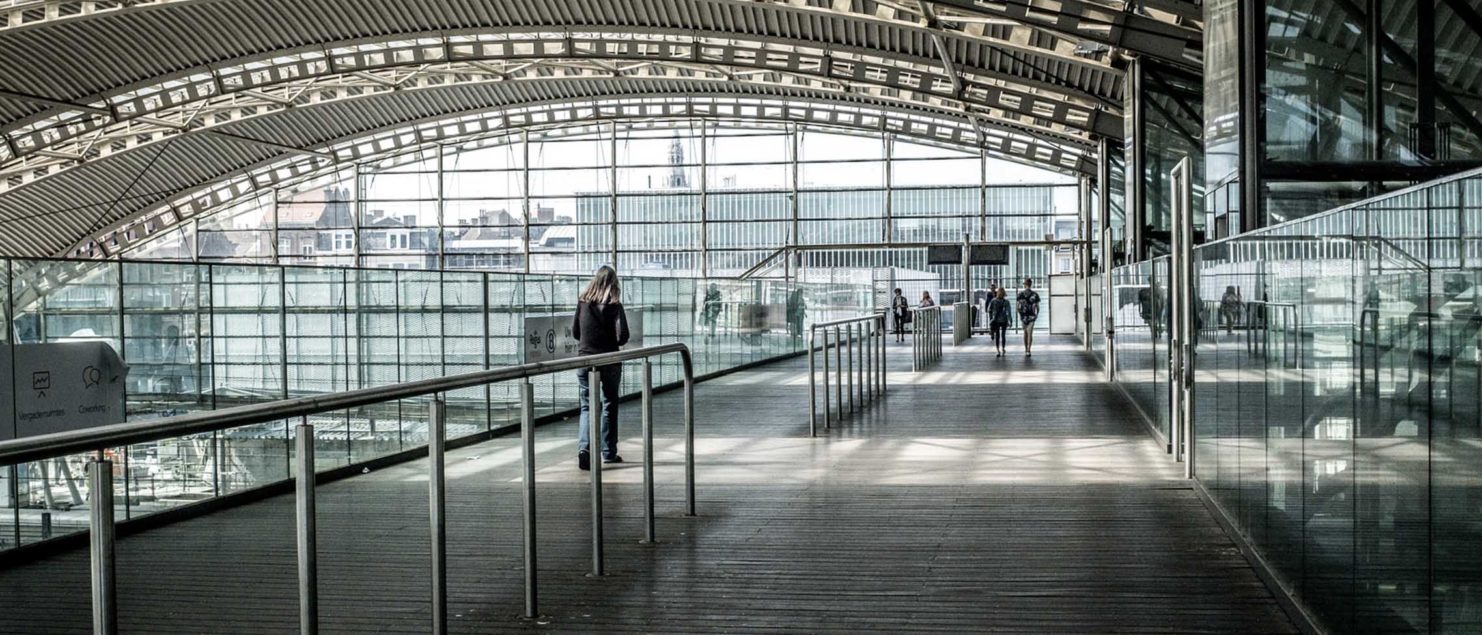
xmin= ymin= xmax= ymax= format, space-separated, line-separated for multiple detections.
xmin=578 ymin=451 xmax=622 ymax=470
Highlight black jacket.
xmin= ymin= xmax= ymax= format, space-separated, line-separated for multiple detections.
xmin=572 ymin=301 xmax=630 ymax=355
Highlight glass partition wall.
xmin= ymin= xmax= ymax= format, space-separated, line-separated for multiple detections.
xmin=1112 ymin=168 xmax=1482 ymax=633
xmin=0 ymin=257 xmax=873 ymax=555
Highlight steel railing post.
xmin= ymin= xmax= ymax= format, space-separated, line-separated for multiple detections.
xmin=846 ymin=323 xmax=855 ymax=414
xmin=428 ymin=396 xmax=447 ymax=635
xmin=859 ymin=321 xmax=865 ymax=406
xmin=863 ymin=321 xmax=872 ymax=402
xmin=642 ymin=360 xmax=656 ymax=543
xmin=913 ymin=313 xmax=920 ymax=372
xmin=88 ymin=459 xmax=116 ymax=635
xmin=519 ymin=380 xmax=537 ymax=619
xmin=294 ymin=419 xmax=318 ymax=635
xmin=871 ymin=317 xmax=883 ymax=391
xmin=808 ymin=328 xmax=817 ymax=436
xmin=821 ymin=328 xmax=831 ymax=429
xmin=684 ymin=370 xmax=695 ymax=517
xmin=834 ymin=326 xmax=843 ymax=417
xmin=588 ymin=368 xmax=604 ymax=576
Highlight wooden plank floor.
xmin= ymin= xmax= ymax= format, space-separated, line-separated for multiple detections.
xmin=0 ymin=335 xmax=1296 ymax=633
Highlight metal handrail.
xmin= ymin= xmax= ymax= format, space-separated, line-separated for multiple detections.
xmin=0 ymin=344 xmax=691 ymax=465
xmin=3 ymin=343 xmax=696 ymax=634
xmin=807 ymin=313 xmax=887 ymax=436
xmin=811 ymin=314 xmax=887 ymax=330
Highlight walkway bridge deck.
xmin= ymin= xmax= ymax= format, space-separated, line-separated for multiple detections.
xmin=0 ymin=336 xmax=1295 ymax=633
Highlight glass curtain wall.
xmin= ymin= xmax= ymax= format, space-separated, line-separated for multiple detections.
xmin=1128 ymin=60 xmax=1205 ymax=259
xmin=1114 ymin=168 xmax=1482 ymax=633
xmin=1205 ymin=0 xmax=1482 ymax=235
xmin=124 ymin=120 xmax=1075 ymax=280
xmin=0 ymin=257 xmax=872 ymax=555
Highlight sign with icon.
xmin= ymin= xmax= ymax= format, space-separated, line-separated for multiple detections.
xmin=522 ymin=309 xmax=643 ymax=364
xmin=1 ymin=342 xmax=129 ymax=441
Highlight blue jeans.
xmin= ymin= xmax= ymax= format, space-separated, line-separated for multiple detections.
xmin=577 ymin=364 xmax=622 ymax=458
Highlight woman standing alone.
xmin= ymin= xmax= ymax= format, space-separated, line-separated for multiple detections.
xmin=572 ymin=266 xmax=630 ymax=471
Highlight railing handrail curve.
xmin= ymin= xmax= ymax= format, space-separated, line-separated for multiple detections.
xmin=810 ymin=312 xmax=886 ymax=330
xmin=0 ymin=343 xmax=693 ymax=466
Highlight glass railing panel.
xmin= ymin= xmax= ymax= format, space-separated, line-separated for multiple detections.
xmin=1352 ymin=189 xmax=1431 ymax=632
xmin=1111 ymin=258 xmax=1166 ymax=440
xmin=442 ymin=270 xmax=491 ymax=438
xmin=1432 ymin=177 xmax=1482 ymax=631
xmin=395 ymin=270 xmax=444 ymax=451
xmin=284 ymin=265 xmax=354 ymax=471
xmin=1151 ymin=256 xmax=1171 ymax=441
xmin=1163 ymin=170 xmax=1482 ymax=634
xmin=207 ymin=264 xmax=290 ymax=495
xmin=486 ymin=272 xmax=523 ymax=430
xmin=0 ymin=255 xmax=875 ymax=559
xmin=353 ymin=268 xmax=404 ymax=460
xmin=1191 ymin=242 xmax=1224 ymax=510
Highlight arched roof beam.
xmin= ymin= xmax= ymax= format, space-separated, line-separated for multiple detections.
xmin=0 ymin=34 xmax=1122 ymax=171
xmin=2 ymin=42 xmax=1116 ymax=191
xmin=63 ymin=97 xmax=1095 ymax=260
xmin=925 ymin=0 xmax=1201 ymax=70
xmin=0 ymin=0 xmax=1199 ymax=69
xmin=0 ymin=0 xmax=1124 ymax=135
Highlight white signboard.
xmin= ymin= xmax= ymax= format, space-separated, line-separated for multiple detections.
xmin=523 ymin=314 xmax=577 ymax=364
xmin=523 ymin=309 xmax=644 ymax=364
xmin=2 ymin=342 xmax=129 ymax=441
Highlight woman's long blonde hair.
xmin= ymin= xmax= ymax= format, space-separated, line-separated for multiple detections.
xmin=580 ymin=266 xmax=621 ymax=304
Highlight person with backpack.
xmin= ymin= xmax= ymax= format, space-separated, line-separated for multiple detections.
xmin=1219 ymin=285 xmax=1243 ymax=335
xmin=988 ymin=287 xmax=1012 ymax=357
xmin=572 ymin=265 xmax=630 ymax=471
xmin=1016 ymin=277 xmax=1041 ymax=357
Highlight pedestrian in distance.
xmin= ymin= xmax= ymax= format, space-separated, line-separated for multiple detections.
xmin=988 ymin=287 xmax=1011 ymax=357
xmin=891 ymin=288 xmax=910 ymax=342
xmin=1016 ymin=278 xmax=1041 ymax=357
xmin=1219 ymin=285 xmax=1243 ymax=335
xmin=572 ymin=265 xmax=630 ymax=471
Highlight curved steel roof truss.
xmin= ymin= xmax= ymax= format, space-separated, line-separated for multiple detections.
xmin=68 ymin=98 xmax=1093 ymax=260
xmin=0 ymin=0 xmax=1185 ymax=259
xmin=0 ymin=32 xmax=1119 ymax=173
xmin=0 ymin=0 xmax=1130 ymax=129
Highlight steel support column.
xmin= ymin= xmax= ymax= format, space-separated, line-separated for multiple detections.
xmin=1126 ymin=57 xmax=1147 ymax=261
xmin=1099 ymin=137 xmax=1115 ymax=381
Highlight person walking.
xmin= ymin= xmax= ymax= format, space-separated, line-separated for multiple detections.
xmin=786 ymin=288 xmax=806 ymax=340
xmin=572 ymin=265 xmax=630 ymax=471
xmin=1219 ymin=285 xmax=1243 ymax=335
xmin=988 ymin=287 xmax=1011 ymax=357
xmin=891 ymin=288 xmax=910 ymax=342
xmin=701 ymin=282 xmax=722 ymax=340
xmin=919 ymin=291 xmax=936 ymax=308
xmin=1016 ymin=278 xmax=1041 ymax=357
